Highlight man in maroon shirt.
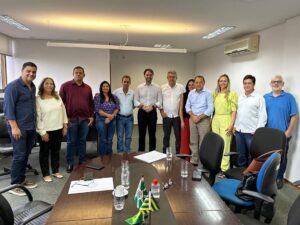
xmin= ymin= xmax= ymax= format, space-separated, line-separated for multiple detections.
xmin=59 ymin=66 xmax=94 ymax=173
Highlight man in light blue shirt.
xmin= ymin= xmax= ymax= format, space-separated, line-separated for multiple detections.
xmin=264 ymin=75 xmax=298 ymax=189
xmin=113 ymin=75 xmax=135 ymax=153
xmin=186 ymin=75 xmax=213 ymax=165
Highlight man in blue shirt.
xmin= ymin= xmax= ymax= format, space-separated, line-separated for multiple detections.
xmin=4 ymin=62 xmax=38 ymax=196
xmin=113 ymin=75 xmax=135 ymax=153
xmin=264 ymin=75 xmax=298 ymax=189
xmin=186 ymin=75 xmax=213 ymax=165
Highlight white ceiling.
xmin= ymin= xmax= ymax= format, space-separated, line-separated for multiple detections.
xmin=1 ymin=0 xmax=300 ymax=52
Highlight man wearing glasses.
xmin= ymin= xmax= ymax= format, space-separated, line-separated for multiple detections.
xmin=264 ymin=75 xmax=298 ymax=189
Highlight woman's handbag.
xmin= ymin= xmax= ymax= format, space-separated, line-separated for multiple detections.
xmin=235 ymin=172 xmax=258 ymax=201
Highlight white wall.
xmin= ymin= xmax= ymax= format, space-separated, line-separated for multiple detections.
xmin=195 ymin=16 xmax=300 ymax=183
xmin=0 ymin=33 xmax=12 ymax=55
xmin=110 ymin=50 xmax=196 ymax=123
xmin=8 ymin=39 xmax=110 ymax=94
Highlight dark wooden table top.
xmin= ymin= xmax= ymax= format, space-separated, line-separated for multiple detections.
xmin=46 ymin=153 xmax=242 ymax=225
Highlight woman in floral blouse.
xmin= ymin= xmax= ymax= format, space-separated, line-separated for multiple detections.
xmin=94 ymin=81 xmax=119 ymax=156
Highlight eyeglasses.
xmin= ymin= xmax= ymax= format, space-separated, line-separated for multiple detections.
xmin=271 ymin=80 xmax=283 ymax=84
xmin=163 ymin=178 xmax=173 ymax=190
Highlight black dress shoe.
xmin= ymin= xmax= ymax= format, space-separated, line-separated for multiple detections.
xmin=66 ymin=165 xmax=73 ymax=173
xmin=276 ymin=179 xmax=284 ymax=189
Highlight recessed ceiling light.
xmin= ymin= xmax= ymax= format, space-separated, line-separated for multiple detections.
xmin=202 ymin=26 xmax=235 ymax=39
xmin=0 ymin=15 xmax=30 ymax=31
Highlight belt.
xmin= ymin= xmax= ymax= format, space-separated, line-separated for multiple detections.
xmin=118 ymin=114 xmax=133 ymax=118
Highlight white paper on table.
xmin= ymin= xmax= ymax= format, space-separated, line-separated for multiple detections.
xmin=134 ymin=150 xmax=166 ymax=163
xmin=68 ymin=177 xmax=114 ymax=194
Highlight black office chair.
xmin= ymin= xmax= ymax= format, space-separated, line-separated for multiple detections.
xmin=197 ymin=132 xmax=224 ymax=185
xmin=224 ymin=127 xmax=286 ymax=180
xmin=213 ymin=152 xmax=281 ymax=223
xmin=237 ymin=194 xmax=300 ymax=225
xmin=0 ymin=184 xmax=52 ymax=225
xmin=0 ymin=113 xmax=39 ymax=177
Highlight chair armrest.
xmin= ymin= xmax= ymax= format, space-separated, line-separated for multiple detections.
xmin=176 ymin=154 xmax=192 ymax=158
xmin=242 ymin=190 xmax=274 ymax=203
xmin=224 ymin=152 xmax=239 ymax=157
xmin=196 ymin=168 xmax=210 ymax=173
xmin=20 ymin=204 xmax=53 ymax=225
xmin=0 ymin=184 xmax=33 ymax=201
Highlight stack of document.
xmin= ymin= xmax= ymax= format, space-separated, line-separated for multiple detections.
xmin=134 ymin=151 xmax=166 ymax=163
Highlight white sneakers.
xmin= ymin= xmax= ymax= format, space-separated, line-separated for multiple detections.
xmin=8 ymin=180 xmax=38 ymax=196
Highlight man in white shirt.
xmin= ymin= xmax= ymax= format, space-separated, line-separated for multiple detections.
xmin=160 ymin=70 xmax=185 ymax=154
xmin=134 ymin=68 xmax=162 ymax=151
xmin=113 ymin=75 xmax=135 ymax=153
xmin=234 ymin=75 xmax=267 ymax=167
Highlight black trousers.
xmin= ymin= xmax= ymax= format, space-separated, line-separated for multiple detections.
xmin=38 ymin=129 xmax=63 ymax=176
xmin=162 ymin=117 xmax=181 ymax=154
xmin=138 ymin=109 xmax=157 ymax=151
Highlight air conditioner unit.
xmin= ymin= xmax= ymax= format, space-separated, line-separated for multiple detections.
xmin=224 ymin=34 xmax=259 ymax=56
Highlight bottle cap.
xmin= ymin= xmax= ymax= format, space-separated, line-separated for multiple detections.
xmin=152 ymin=179 xmax=158 ymax=185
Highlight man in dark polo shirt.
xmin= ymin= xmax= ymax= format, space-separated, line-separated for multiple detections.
xmin=59 ymin=66 xmax=94 ymax=173
xmin=4 ymin=62 xmax=38 ymax=196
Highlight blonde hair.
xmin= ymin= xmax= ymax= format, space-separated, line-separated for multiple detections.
xmin=214 ymin=74 xmax=231 ymax=99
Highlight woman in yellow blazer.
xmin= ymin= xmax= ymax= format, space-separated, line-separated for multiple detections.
xmin=212 ymin=74 xmax=238 ymax=178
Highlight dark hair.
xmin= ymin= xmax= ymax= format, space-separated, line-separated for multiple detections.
xmin=243 ymin=74 xmax=256 ymax=85
xmin=144 ymin=68 xmax=154 ymax=75
xmin=73 ymin=66 xmax=85 ymax=74
xmin=185 ymin=79 xmax=194 ymax=92
xmin=184 ymin=79 xmax=194 ymax=99
xmin=99 ymin=81 xmax=116 ymax=104
xmin=38 ymin=77 xmax=59 ymax=100
xmin=22 ymin=62 xmax=37 ymax=71
xmin=194 ymin=75 xmax=205 ymax=83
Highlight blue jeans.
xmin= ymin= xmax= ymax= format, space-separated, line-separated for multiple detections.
xmin=7 ymin=127 xmax=36 ymax=184
xmin=235 ymin=131 xmax=253 ymax=167
xmin=96 ymin=117 xmax=116 ymax=156
xmin=66 ymin=119 xmax=89 ymax=165
xmin=277 ymin=137 xmax=291 ymax=179
xmin=116 ymin=115 xmax=133 ymax=152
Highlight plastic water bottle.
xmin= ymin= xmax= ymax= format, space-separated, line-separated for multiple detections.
xmin=151 ymin=179 xmax=160 ymax=199
xmin=121 ymin=167 xmax=130 ymax=189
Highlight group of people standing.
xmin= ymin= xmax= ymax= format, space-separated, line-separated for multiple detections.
xmin=3 ymin=61 xmax=298 ymax=196
xmin=184 ymin=73 xmax=298 ymax=190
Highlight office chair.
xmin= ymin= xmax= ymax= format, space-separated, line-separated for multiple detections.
xmin=197 ymin=132 xmax=224 ymax=185
xmin=0 ymin=113 xmax=39 ymax=177
xmin=237 ymin=194 xmax=300 ymax=225
xmin=0 ymin=184 xmax=53 ymax=225
xmin=213 ymin=152 xmax=281 ymax=223
xmin=224 ymin=127 xmax=286 ymax=180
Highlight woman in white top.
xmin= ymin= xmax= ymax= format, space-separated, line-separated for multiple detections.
xmin=36 ymin=77 xmax=68 ymax=182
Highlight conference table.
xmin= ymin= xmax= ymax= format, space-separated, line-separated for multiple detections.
xmin=46 ymin=153 xmax=242 ymax=225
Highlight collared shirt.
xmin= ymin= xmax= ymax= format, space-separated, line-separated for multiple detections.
xmin=59 ymin=80 xmax=94 ymax=120
xmin=235 ymin=91 xmax=267 ymax=133
xmin=185 ymin=88 xmax=213 ymax=116
xmin=134 ymin=82 xmax=162 ymax=108
xmin=4 ymin=77 xmax=36 ymax=130
xmin=264 ymin=91 xmax=298 ymax=132
xmin=161 ymin=83 xmax=185 ymax=118
xmin=36 ymin=96 xmax=68 ymax=136
xmin=113 ymin=88 xmax=135 ymax=116
xmin=94 ymin=94 xmax=120 ymax=115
